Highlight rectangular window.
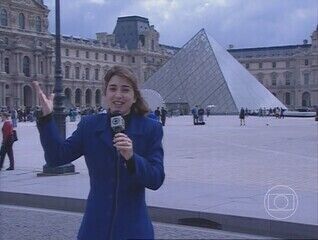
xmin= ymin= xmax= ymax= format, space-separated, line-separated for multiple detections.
xmin=259 ymin=62 xmax=262 ymax=69
xmin=4 ymin=58 xmax=9 ymax=74
xmin=76 ymin=50 xmax=79 ymax=57
xmin=246 ymin=63 xmax=249 ymax=69
xmin=85 ymin=68 xmax=90 ymax=80
xmin=75 ymin=67 xmax=80 ymax=79
xmin=95 ymin=69 xmax=99 ymax=81
xmin=104 ymin=53 xmax=107 ymax=61
xmin=271 ymin=73 xmax=277 ymax=86
xmin=286 ymin=61 xmax=290 ymax=68
xmin=272 ymin=62 xmax=276 ymax=68
xmin=65 ymin=66 xmax=70 ymax=79
xmin=95 ymin=52 xmax=99 ymax=60
xmin=65 ymin=49 xmax=69 ymax=56
xmin=132 ymin=56 xmax=135 ymax=63
xmin=144 ymin=57 xmax=147 ymax=63
xmin=305 ymin=59 xmax=309 ymax=66
xmin=304 ymin=73 xmax=309 ymax=85
xmin=121 ymin=56 xmax=124 ymax=62
xmin=285 ymin=72 xmax=291 ymax=86
xmin=113 ymin=55 xmax=116 ymax=62
xmin=86 ymin=51 xmax=89 ymax=59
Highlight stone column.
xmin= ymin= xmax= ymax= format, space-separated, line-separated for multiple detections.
xmin=16 ymin=84 xmax=22 ymax=108
xmin=15 ymin=53 xmax=22 ymax=75
xmin=92 ymin=87 xmax=96 ymax=107
xmin=0 ymin=50 xmax=4 ymax=72
xmin=14 ymin=52 xmax=19 ymax=75
xmin=49 ymin=56 xmax=53 ymax=76
xmin=0 ymin=83 xmax=4 ymax=106
xmin=17 ymin=53 xmax=22 ymax=74
xmin=33 ymin=54 xmax=39 ymax=77
xmin=82 ymin=87 xmax=85 ymax=108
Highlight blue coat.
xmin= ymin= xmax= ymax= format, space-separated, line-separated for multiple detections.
xmin=37 ymin=113 xmax=165 ymax=240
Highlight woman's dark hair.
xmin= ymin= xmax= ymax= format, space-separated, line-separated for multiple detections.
xmin=104 ymin=65 xmax=149 ymax=116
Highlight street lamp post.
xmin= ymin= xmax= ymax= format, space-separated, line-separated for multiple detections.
xmin=38 ymin=0 xmax=77 ymax=176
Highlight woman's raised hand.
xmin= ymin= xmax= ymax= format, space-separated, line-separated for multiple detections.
xmin=32 ymin=81 xmax=54 ymax=116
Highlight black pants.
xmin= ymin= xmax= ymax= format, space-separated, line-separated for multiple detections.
xmin=0 ymin=141 xmax=14 ymax=169
xmin=161 ymin=117 xmax=166 ymax=126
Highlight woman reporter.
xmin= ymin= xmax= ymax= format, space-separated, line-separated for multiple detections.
xmin=33 ymin=65 xmax=165 ymax=240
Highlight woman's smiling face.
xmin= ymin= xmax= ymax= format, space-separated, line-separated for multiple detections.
xmin=105 ymin=75 xmax=136 ymax=115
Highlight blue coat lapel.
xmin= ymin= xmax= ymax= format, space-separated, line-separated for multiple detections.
xmin=94 ymin=114 xmax=113 ymax=149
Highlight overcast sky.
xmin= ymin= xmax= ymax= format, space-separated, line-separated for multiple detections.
xmin=44 ymin=0 xmax=318 ymax=49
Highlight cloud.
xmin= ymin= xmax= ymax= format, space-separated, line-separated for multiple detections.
xmin=88 ymin=0 xmax=107 ymax=4
xmin=44 ymin=0 xmax=318 ymax=48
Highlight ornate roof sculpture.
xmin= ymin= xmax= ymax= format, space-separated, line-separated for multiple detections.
xmin=143 ymin=29 xmax=286 ymax=114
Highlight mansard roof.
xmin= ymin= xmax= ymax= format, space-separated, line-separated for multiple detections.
xmin=228 ymin=44 xmax=311 ymax=58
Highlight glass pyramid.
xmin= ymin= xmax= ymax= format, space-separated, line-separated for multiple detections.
xmin=142 ymin=29 xmax=286 ymax=114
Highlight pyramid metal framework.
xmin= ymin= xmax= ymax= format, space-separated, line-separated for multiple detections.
xmin=142 ymin=29 xmax=286 ymax=114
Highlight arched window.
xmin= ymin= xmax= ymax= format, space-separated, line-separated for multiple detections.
xmin=0 ymin=9 xmax=8 ymax=26
xmin=75 ymin=89 xmax=82 ymax=107
xmin=64 ymin=88 xmax=72 ymax=101
xmin=23 ymin=56 xmax=31 ymax=77
xmin=285 ymin=92 xmax=291 ymax=105
xmin=35 ymin=16 xmax=41 ymax=32
xmin=4 ymin=58 xmax=9 ymax=74
xmin=85 ymin=89 xmax=92 ymax=106
xmin=19 ymin=13 xmax=25 ymax=29
xmin=302 ymin=92 xmax=311 ymax=107
xmin=95 ymin=89 xmax=101 ymax=106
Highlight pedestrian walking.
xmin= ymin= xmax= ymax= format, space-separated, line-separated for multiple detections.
xmin=198 ymin=107 xmax=205 ymax=124
xmin=191 ymin=105 xmax=198 ymax=125
xmin=154 ymin=107 xmax=161 ymax=122
xmin=0 ymin=113 xmax=15 ymax=170
xmin=239 ymin=107 xmax=245 ymax=126
xmin=11 ymin=109 xmax=17 ymax=128
xmin=160 ymin=107 xmax=167 ymax=126
xmin=32 ymin=65 xmax=165 ymax=240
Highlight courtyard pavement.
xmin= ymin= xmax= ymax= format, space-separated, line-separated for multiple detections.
xmin=0 ymin=115 xmax=317 ymax=239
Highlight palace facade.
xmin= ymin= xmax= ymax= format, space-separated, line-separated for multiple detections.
xmin=0 ymin=0 xmax=317 ymax=110
xmin=228 ymin=27 xmax=318 ymax=111
xmin=0 ymin=0 xmax=177 ymax=109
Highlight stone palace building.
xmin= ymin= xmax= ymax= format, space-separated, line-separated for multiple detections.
xmin=0 ymin=0 xmax=317 ymax=110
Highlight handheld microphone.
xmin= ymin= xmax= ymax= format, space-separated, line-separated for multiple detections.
xmin=110 ymin=111 xmax=125 ymax=133
xmin=109 ymin=110 xmax=125 ymax=239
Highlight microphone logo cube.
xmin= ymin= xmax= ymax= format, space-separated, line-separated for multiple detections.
xmin=111 ymin=116 xmax=125 ymax=133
